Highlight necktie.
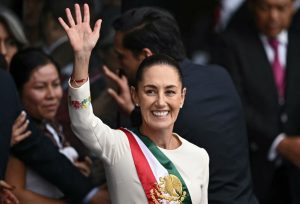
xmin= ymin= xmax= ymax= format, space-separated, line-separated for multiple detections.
xmin=268 ymin=38 xmax=285 ymax=100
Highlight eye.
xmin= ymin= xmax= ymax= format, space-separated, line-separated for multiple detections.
xmin=145 ymin=89 xmax=156 ymax=96
xmin=34 ymin=85 xmax=45 ymax=90
xmin=53 ymin=81 xmax=61 ymax=87
xmin=5 ymin=38 xmax=17 ymax=47
xmin=165 ymin=90 xmax=176 ymax=96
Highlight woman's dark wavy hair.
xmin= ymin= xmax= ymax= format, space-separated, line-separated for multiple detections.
xmin=113 ymin=7 xmax=186 ymax=61
xmin=9 ymin=47 xmax=60 ymax=93
xmin=134 ymin=54 xmax=184 ymax=89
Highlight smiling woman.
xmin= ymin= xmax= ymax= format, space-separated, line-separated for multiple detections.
xmin=63 ymin=4 xmax=209 ymax=204
xmin=5 ymin=48 xmax=91 ymax=204
xmin=9 ymin=48 xmax=63 ymax=123
xmin=131 ymin=55 xmax=186 ymax=147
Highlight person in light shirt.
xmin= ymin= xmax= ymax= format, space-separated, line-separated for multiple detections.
xmin=59 ymin=4 xmax=209 ymax=203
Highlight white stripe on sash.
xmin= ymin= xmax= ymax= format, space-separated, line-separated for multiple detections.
xmin=130 ymin=130 xmax=169 ymax=182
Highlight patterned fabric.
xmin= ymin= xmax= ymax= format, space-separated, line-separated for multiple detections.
xmin=69 ymin=96 xmax=91 ymax=109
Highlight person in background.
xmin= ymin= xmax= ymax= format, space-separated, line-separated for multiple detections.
xmin=213 ymin=0 xmax=300 ymax=203
xmin=5 ymin=48 xmax=93 ymax=203
xmin=0 ymin=53 xmax=19 ymax=204
xmin=0 ymin=4 xmax=28 ymax=68
xmin=0 ymin=53 xmax=109 ymax=204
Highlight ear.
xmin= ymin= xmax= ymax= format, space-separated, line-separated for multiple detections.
xmin=130 ymin=86 xmax=139 ymax=106
xmin=180 ymin=88 xmax=187 ymax=108
xmin=141 ymin=48 xmax=154 ymax=58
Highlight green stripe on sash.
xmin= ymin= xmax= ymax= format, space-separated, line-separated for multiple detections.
xmin=131 ymin=128 xmax=192 ymax=204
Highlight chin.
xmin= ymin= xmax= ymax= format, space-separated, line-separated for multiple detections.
xmin=43 ymin=113 xmax=56 ymax=121
xmin=148 ymin=122 xmax=173 ymax=131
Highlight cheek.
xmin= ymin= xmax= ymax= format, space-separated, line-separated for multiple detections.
xmin=8 ymin=46 xmax=18 ymax=57
xmin=55 ymin=87 xmax=63 ymax=101
xmin=22 ymin=92 xmax=44 ymax=117
xmin=6 ymin=47 xmax=18 ymax=64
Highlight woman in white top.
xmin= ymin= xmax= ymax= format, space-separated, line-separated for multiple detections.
xmin=60 ymin=4 xmax=209 ymax=204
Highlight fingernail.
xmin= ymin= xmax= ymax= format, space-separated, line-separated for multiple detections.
xmin=21 ymin=110 xmax=26 ymax=116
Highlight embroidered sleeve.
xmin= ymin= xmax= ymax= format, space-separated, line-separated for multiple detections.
xmin=69 ymin=96 xmax=91 ymax=109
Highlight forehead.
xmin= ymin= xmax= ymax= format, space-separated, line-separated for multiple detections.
xmin=140 ymin=64 xmax=180 ymax=85
xmin=29 ymin=63 xmax=58 ymax=80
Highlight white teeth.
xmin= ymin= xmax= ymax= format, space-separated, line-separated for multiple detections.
xmin=152 ymin=111 xmax=168 ymax=116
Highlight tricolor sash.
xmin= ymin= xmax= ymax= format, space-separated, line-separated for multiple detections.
xmin=120 ymin=128 xmax=192 ymax=204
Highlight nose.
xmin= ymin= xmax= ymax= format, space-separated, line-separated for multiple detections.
xmin=269 ymin=7 xmax=279 ymax=21
xmin=156 ymin=92 xmax=167 ymax=107
xmin=46 ymin=86 xmax=55 ymax=98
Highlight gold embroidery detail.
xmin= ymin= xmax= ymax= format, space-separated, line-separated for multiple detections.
xmin=150 ymin=174 xmax=186 ymax=204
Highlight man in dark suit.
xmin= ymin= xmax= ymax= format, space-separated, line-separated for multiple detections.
xmin=214 ymin=0 xmax=300 ymax=203
xmin=0 ymin=67 xmax=108 ymax=203
xmin=102 ymin=6 xmax=258 ymax=204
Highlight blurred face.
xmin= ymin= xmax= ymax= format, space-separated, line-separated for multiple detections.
xmin=132 ymin=64 xmax=186 ymax=133
xmin=114 ymin=31 xmax=146 ymax=83
xmin=23 ymin=0 xmax=44 ymax=27
xmin=253 ymin=0 xmax=294 ymax=38
xmin=21 ymin=63 xmax=62 ymax=121
xmin=0 ymin=22 xmax=18 ymax=66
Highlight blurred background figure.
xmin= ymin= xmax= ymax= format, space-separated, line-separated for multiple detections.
xmin=0 ymin=4 xmax=28 ymax=68
xmin=22 ymin=0 xmax=45 ymax=45
xmin=5 ymin=48 xmax=92 ymax=203
xmin=213 ymin=0 xmax=300 ymax=203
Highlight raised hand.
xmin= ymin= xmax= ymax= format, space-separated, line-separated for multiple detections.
xmin=58 ymin=4 xmax=102 ymax=54
xmin=59 ymin=3 xmax=102 ymax=87
xmin=11 ymin=111 xmax=31 ymax=146
xmin=103 ymin=66 xmax=135 ymax=115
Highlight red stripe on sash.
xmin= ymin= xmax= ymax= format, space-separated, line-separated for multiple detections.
xmin=120 ymin=128 xmax=156 ymax=204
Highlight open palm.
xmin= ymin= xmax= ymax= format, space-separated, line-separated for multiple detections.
xmin=58 ymin=4 xmax=101 ymax=53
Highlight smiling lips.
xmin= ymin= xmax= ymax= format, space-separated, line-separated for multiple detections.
xmin=44 ymin=103 xmax=59 ymax=112
xmin=152 ymin=111 xmax=169 ymax=117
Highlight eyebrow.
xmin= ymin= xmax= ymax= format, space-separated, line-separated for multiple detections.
xmin=143 ymin=84 xmax=178 ymax=89
xmin=33 ymin=78 xmax=61 ymax=83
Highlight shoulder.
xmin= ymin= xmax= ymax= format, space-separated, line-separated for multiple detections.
xmin=180 ymin=60 xmax=232 ymax=82
xmin=179 ymin=135 xmax=209 ymax=162
xmin=0 ymin=69 xmax=15 ymax=86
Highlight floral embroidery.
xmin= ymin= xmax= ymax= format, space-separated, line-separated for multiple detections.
xmin=69 ymin=96 xmax=91 ymax=109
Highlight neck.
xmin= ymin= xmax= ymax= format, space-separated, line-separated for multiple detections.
xmin=139 ymin=125 xmax=180 ymax=149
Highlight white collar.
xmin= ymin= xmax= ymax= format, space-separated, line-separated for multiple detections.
xmin=260 ymin=30 xmax=288 ymax=46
